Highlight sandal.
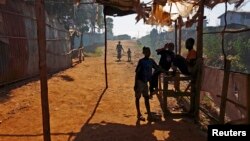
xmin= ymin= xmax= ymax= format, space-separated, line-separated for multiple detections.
xmin=137 ymin=115 xmax=146 ymax=121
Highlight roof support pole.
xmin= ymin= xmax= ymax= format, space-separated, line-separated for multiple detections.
xmin=174 ymin=20 xmax=177 ymax=54
xmin=194 ymin=0 xmax=205 ymax=122
xmin=104 ymin=7 xmax=108 ymax=88
xmin=35 ymin=0 xmax=51 ymax=141
xmin=178 ymin=17 xmax=182 ymax=55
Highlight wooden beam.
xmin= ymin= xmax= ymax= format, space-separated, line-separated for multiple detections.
xmin=219 ymin=60 xmax=231 ymax=124
xmin=216 ymin=95 xmax=247 ymax=110
xmin=194 ymin=0 xmax=205 ymax=122
xmin=35 ymin=0 xmax=51 ymax=141
xmin=165 ymin=91 xmax=192 ymax=97
xmin=104 ymin=7 xmax=108 ymax=88
xmin=196 ymin=4 xmax=204 ymax=58
xmin=164 ymin=76 xmax=192 ymax=81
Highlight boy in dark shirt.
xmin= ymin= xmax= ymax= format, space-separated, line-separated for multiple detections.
xmin=134 ymin=47 xmax=158 ymax=121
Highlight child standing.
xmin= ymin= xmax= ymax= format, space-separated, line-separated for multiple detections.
xmin=134 ymin=47 xmax=158 ymax=121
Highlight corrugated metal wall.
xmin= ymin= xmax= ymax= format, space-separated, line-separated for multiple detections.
xmin=0 ymin=0 xmax=72 ymax=86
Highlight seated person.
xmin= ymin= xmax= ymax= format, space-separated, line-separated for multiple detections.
xmin=157 ymin=43 xmax=175 ymax=71
xmin=149 ymin=43 xmax=175 ymax=96
xmin=172 ymin=38 xmax=197 ymax=76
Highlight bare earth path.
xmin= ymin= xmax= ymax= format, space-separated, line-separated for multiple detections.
xmin=0 ymin=40 xmax=206 ymax=141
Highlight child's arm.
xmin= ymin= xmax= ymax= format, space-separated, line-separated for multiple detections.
xmin=134 ymin=60 xmax=142 ymax=91
xmin=151 ymin=59 xmax=167 ymax=73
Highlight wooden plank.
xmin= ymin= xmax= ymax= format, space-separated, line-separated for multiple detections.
xmin=164 ymin=76 xmax=192 ymax=81
xmin=216 ymin=95 xmax=247 ymax=110
xmin=35 ymin=0 xmax=51 ymax=141
xmin=165 ymin=92 xmax=192 ymax=97
xmin=219 ymin=60 xmax=231 ymax=124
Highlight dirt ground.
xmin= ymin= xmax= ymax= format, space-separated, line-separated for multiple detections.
xmin=0 ymin=40 xmax=206 ymax=141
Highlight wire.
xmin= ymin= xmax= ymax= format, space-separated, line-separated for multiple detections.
xmin=221 ymin=1 xmax=228 ymax=69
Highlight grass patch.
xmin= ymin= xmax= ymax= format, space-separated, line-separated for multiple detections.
xmin=84 ymin=47 xmax=103 ymax=57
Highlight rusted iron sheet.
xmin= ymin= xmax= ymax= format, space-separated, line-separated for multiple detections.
xmin=0 ymin=0 xmax=28 ymax=85
xmin=0 ymin=0 xmax=71 ymax=86
xmin=201 ymin=66 xmax=249 ymax=121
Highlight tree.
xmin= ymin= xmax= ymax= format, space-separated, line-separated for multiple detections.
xmin=150 ymin=28 xmax=158 ymax=48
xmin=203 ymin=34 xmax=222 ymax=68
xmin=106 ymin=17 xmax=114 ymax=39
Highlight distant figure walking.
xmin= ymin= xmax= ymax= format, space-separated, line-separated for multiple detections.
xmin=116 ymin=41 xmax=124 ymax=61
xmin=127 ymin=48 xmax=131 ymax=62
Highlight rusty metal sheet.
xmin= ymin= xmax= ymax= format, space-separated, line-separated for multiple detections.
xmin=0 ymin=0 xmax=71 ymax=86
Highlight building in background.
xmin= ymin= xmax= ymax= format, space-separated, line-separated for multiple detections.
xmin=218 ymin=11 xmax=250 ymax=27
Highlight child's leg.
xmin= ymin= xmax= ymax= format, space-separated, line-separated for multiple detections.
xmin=144 ymin=97 xmax=151 ymax=114
xmin=149 ymin=71 xmax=160 ymax=98
xmin=135 ymin=97 xmax=141 ymax=116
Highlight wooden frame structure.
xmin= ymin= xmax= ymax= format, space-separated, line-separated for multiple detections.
xmin=160 ymin=72 xmax=194 ymax=116
xmin=32 ymin=0 xmax=250 ymax=140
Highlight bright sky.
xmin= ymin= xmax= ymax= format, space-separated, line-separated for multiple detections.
xmin=111 ymin=1 xmax=250 ymax=38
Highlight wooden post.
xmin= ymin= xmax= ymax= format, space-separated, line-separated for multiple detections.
xmin=158 ymin=73 xmax=162 ymax=94
xmin=35 ymin=0 xmax=51 ymax=141
xmin=79 ymin=33 xmax=83 ymax=62
xmin=174 ymin=20 xmax=178 ymax=54
xmin=196 ymin=3 xmax=204 ymax=58
xmin=163 ymin=75 xmax=168 ymax=116
xmin=178 ymin=17 xmax=182 ymax=55
xmin=194 ymin=0 xmax=205 ymax=122
xmin=174 ymin=72 xmax=180 ymax=92
xmin=104 ymin=7 xmax=108 ymax=88
xmin=219 ymin=60 xmax=231 ymax=124
xmin=247 ymin=74 xmax=250 ymax=124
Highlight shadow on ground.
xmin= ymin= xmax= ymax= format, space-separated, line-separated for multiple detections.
xmin=58 ymin=74 xmax=74 ymax=82
xmin=73 ymin=118 xmax=204 ymax=141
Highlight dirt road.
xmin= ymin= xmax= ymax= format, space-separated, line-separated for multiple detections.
xmin=0 ymin=40 xmax=206 ymax=141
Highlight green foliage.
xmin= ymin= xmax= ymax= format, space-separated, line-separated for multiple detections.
xmin=149 ymin=28 xmax=158 ymax=47
xmin=203 ymin=34 xmax=223 ymax=68
xmin=44 ymin=0 xmax=106 ymax=34
xmin=203 ymin=32 xmax=250 ymax=73
xmin=113 ymin=34 xmax=131 ymax=40
xmin=230 ymin=36 xmax=250 ymax=73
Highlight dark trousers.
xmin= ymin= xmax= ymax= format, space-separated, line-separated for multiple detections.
xmin=149 ymin=71 xmax=160 ymax=93
xmin=173 ymin=55 xmax=190 ymax=75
